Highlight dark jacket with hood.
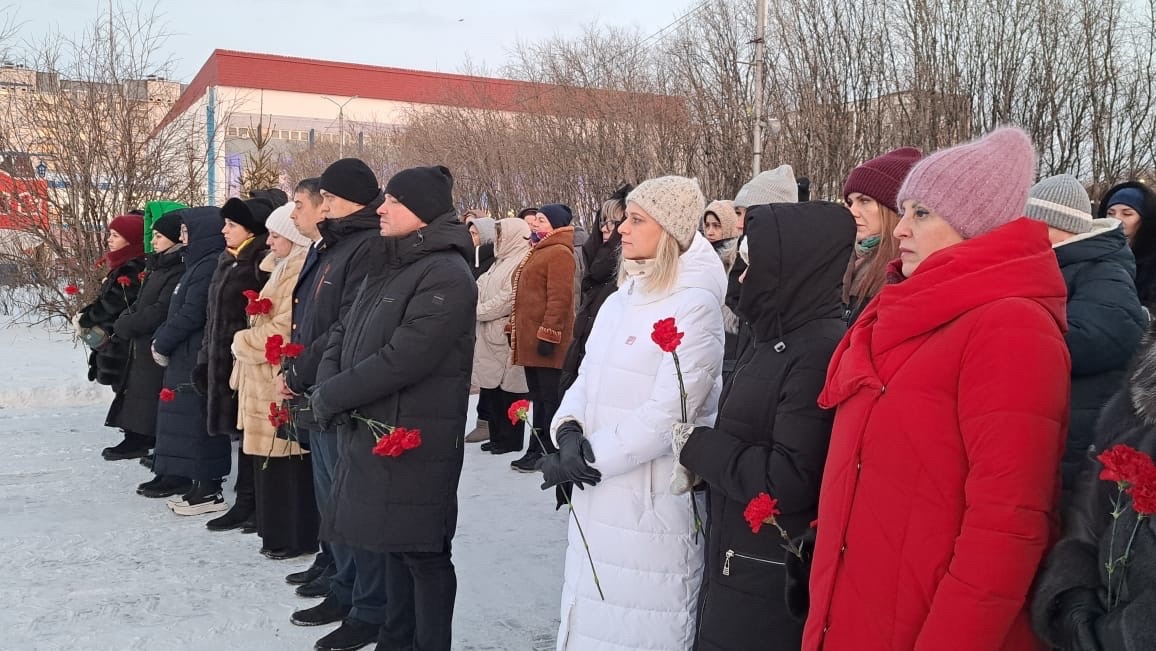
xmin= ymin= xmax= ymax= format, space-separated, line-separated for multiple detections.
xmin=284 ymin=194 xmax=386 ymax=433
xmin=1032 ymin=339 xmax=1156 ymax=651
xmin=679 ymin=202 xmax=855 ymax=651
xmin=198 ymin=232 xmax=270 ymax=438
xmin=1099 ymin=181 xmax=1156 ymax=309
xmin=561 ymin=228 xmax=621 ymax=392
xmin=152 ymin=207 xmax=232 ymax=480
xmin=311 ymin=210 xmax=477 ymax=554
xmin=106 ymin=245 xmax=185 ymax=436
xmin=79 ymin=258 xmax=146 ymax=390
xmin=1054 ymin=222 xmax=1147 ymax=490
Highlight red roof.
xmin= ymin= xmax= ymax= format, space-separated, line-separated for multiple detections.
xmin=155 ymin=49 xmax=677 ymax=133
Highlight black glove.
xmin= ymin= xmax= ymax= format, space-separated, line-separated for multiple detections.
xmin=191 ymin=363 xmax=209 ymax=396
xmin=309 ymin=389 xmax=336 ymax=432
xmin=537 ymin=340 xmax=556 ymax=358
xmin=538 ymin=421 xmax=601 ymax=490
xmin=1055 ymin=588 xmax=1104 ymax=651
xmin=784 ymin=527 xmax=818 ymax=621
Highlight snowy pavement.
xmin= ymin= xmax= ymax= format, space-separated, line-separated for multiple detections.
xmin=0 ymin=321 xmax=566 ymax=650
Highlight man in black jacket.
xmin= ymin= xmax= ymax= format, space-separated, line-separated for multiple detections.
xmin=1024 ymin=174 xmax=1148 ymax=491
xmin=310 ymin=165 xmax=476 ymax=651
xmin=282 ymin=159 xmax=390 ymax=651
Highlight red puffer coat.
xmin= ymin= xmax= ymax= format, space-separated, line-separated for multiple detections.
xmin=804 ymin=218 xmax=1071 ymax=651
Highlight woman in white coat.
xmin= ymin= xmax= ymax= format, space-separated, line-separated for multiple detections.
xmin=541 ymin=176 xmax=727 ymax=650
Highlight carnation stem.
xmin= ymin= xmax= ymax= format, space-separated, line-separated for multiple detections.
xmin=529 ymin=426 xmax=605 ymax=601
xmin=1114 ymin=515 xmax=1146 ymax=609
xmin=1107 ymin=486 xmax=1125 ymax=606
xmin=671 ymin=351 xmax=701 ymax=538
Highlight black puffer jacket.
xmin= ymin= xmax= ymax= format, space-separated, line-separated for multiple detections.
xmin=284 ymin=195 xmax=385 ymax=432
xmin=152 ymin=207 xmax=232 ymax=481
xmin=1099 ymin=181 xmax=1156 ymax=310
xmin=1032 ymin=340 xmax=1156 ymax=651
xmin=79 ymin=258 xmax=146 ymax=390
xmin=560 ymin=228 xmax=621 ymax=392
xmin=1055 ymin=223 xmax=1147 ymax=489
xmin=106 ymin=246 xmax=185 ymax=436
xmin=313 ymin=212 xmax=477 ymax=554
xmin=199 ymin=234 xmax=270 ymax=438
xmin=679 ymin=202 xmax=855 ymax=651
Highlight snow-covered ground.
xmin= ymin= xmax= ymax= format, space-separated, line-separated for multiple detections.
xmin=0 ymin=319 xmax=566 ymax=650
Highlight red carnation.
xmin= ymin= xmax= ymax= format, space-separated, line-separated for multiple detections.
xmin=1098 ymin=444 xmax=1154 ymax=487
xmin=395 ymin=427 xmax=423 ymax=451
xmin=265 ymin=334 xmax=285 ymax=365
xmin=116 ymin=275 xmax=131 ymax=287
xmin=282 ymin=342 xmax=305 ymax=359
xmin=138 ymin=271 xmax=147 ymax=282
xmin=508 ymin=399 xmax=531 ymax=426
xmin=64 ymin=284 xmax=79 ymax=296
xmin=1130 ymin=469 xmax=1156 ymax=515
xmin=267 ymin=401 xmax=291 ymax=428
xmin=242 ymin=289 xmax=260 ymax=301
xmin=159 ymin=388 xmax=175 ymax=402
xmin=744 ymin=492 xmax=781 ymax=534
xmin=651 ymin=317 xmax=684 ymax=353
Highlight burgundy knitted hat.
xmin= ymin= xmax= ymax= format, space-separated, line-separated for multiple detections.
xmin=843 ymin=147 xmax=923 ymax=212
xmin=897 ymin=127 xmax=1036 ymax=239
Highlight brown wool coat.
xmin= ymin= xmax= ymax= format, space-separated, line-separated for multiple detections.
xmin=230 ymin=246 xmax=309 ymax=457
xmin=509 ymin=226 xmax=576 ymax=369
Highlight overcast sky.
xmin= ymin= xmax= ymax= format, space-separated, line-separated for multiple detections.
xmin=12 ymin=0 xmax=691 ymax=82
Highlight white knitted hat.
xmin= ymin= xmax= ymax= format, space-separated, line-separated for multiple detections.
xmin=627 ymin=176 xmax=706 ymax=250
xmin=265 ymin=204 xmax=311 ymax=247
xmin=734 ymin=164 xmax=798 ymax=208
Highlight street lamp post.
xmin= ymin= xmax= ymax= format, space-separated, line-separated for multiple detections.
xmin=321 ymin=96 xmax=359 ymax=158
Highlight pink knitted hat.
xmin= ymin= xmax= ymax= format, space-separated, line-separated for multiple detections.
xmin=896 ymin=127 xmax=1036 ymax=239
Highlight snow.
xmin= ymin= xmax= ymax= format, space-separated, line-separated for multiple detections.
xmin=0 ymin=317 xmax=566 ymax=650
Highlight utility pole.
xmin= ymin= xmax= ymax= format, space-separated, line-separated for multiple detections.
xmin=752 ymin=0 xmax=768 ymax=178
xmin=322 ymin=96 xmax=359 ymax=158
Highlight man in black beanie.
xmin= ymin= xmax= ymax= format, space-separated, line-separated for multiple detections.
xmin=309 ymin=165 xmax=476 ymax=651
xmin=283 ymin=157 xmax=390 ymax=651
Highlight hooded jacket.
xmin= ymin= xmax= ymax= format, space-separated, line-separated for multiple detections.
xmin=469 ymin=216 xmax=497 ymax=279
xmin=473 ymin=218 xmax=531 ymax=392
xmin=313 ymin=211 xmax=477 ymax=554
xmin=548 ymin=233 xmax=727 ymax=651
xmin=283 ymin=195 xmax=385 ymax=430
xmin=680 ymin=202 xmax=855 ymax=650
xmin=805 ymin=218 xmax=1071 ymax=651
xmin=152 ymin=207 xmax=232 ymax=481
xmin=1032 ymin=340 xmax=1156 ymax=651
xmin=1053 ymin=220 xmax=1146 ymax=489
xmin=1099 ymin=181 xmax=1156 ymax=309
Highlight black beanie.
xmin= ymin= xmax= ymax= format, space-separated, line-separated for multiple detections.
xmin=152 ymin=210 xmax=183 ymax=244
xmin=384 ymin=166 xmax=455 ymax=223
xmin=539 ymin=203 xmax=573 ymax=229
xmin=220 ymin=197 xmax=274 ymax=235
xmin=321 ymin=158 xmax=380 ymax=206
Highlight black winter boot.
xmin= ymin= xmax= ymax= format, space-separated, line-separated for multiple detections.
xmin=291 ymin=594 xmax=350 ymax=627
xmin=315 ymin=617 xmax=379 ymax=651
xmin=169 ymin=480 xmax=227 ymax=516
xmin=206 ymin=502 xmax=255 ymax=531
xmin=102 ymin=432 xmax=155 ymax=461
xmin=138 ymin=475 xmax=192 ymax=498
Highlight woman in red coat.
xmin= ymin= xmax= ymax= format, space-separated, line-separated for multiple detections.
xmin=801 ymin=127 xmax=1071 ymax=650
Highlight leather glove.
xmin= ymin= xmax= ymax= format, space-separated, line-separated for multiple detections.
xmin=670 ymin=422 xmax=699 ymax=495
xmin=1055 ymin=588 xmax=1104 ymax=651
xmin=151 ymin=343 xmax=169 ymax=368
xmin=785 ymin=527 xmax=818 ymax=622
xmin=191 ymin=363 xmax=209 ymax=396
xmin=309 ymin=389 xmax=337 ymax=432
xmin=539 ymin=421 xmax=601 ymax=490
xmin=537 ymin=340 xmax=556 ymax=358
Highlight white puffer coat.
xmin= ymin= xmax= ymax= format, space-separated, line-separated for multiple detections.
xmin=550 ymin=232 xmax=727 ymax=650
xmin=472 ymin=218 xmax=532 ymax=393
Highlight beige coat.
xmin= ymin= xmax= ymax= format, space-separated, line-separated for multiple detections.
xmin=231 ymin=245 xmax=308 ymax=457
xmin=473 ymin=218 xmax=531 ymax=392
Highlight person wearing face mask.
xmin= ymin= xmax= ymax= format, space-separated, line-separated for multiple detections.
xmin=508 ymin=203 xmax=577 ymax=473
xmin=799 ymin=127 xmax=1071 ymax=651
xmin=1097 ymin=181 xmax=1156 ymax=309
xmin=540 ymin=176 xmax=726 ymax=651
xmin=840 ymin=147 xmax=922 ymax=326
xmin=229 ymin=204 xmax=317 ymax=560
xmin=112 ymin=210 xmax=187 ymax=495
xmin=75 ymin=212 xmax=148 ymax=460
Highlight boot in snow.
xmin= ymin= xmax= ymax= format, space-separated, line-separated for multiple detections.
xmin=170 ymin=480 xmax=227 ymax=516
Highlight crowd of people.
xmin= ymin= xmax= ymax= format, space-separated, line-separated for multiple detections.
xmin=69 ymin=124 xmax=1156 ymax=651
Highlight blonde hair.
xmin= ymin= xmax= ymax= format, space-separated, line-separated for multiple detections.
xmin=617 ymin=229 xmax=683 ymax=295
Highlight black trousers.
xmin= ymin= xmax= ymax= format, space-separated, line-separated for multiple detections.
xmin=479 ymin=387 xmax=528 ymax=451
xmin=525 ymin=367 xmax=562 ymax=454
xmin=380 ymin=542 xmax=456 ymax=651
xmin=234 ymin=447 xmax=256 ymax=512
xmin=254 ymin=454 xmax=319 ymax=554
